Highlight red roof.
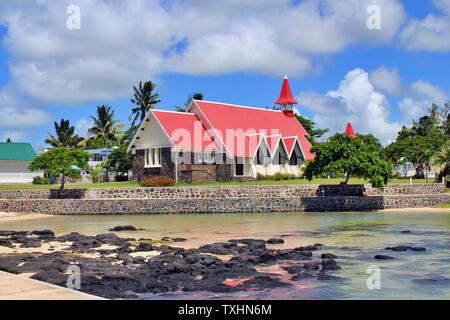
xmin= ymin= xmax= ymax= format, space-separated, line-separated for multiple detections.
xmin=152 ymin=110 xmax=218 ymax=151
xmin=193 ymin=100 xmax=314 ymax=160
xmin=266 ymin=135 xmax=281 ymax=153
xmin=344 ymin=122 xmax=356 ymax=138
xmin=138 ymin=100 xmax=314 ymax=161
xmin=275 ymin=76 xmax=298 ymax=105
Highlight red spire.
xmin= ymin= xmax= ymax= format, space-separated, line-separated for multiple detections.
xmin=344 ymin=122 xmax=356 ymax=138
xmin=275 ymin=75 xmax=298 ymax=106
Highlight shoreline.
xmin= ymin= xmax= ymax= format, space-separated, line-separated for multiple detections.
xmin=1 ymin=206 xmax=449 ymax=224
xmin=0 ymin=212 xmax=49 ymax=222
xmin=378 ymin=207 xmax=449 ymax=213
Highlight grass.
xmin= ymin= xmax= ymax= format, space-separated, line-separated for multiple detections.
xmin=0 ymin=178 xmax=438 ymax=191
xmin=176 ymin=178 xmax=435 ymax=187
xmin=0 ymin=181 xmax=139 ymax=190
xmin=435 ymin=203 xmax=450 ymax=208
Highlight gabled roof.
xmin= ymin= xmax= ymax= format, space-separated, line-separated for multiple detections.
xmin=344 ymin=122 xmax=356 ymax=138
xmin=192 ymin=100 xmax=314 ymax=160
xmin=152 ymin=110 xmax=218 ymax=151
xmin=275 ymin=75 xmax=298 ymax=105
xmin=0 ymin=142 xmax=37 ymax=161
xmin=129 ymin=99 xmax=315 ymax=160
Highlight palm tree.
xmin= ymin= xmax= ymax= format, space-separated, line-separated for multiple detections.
xmin=129 ymin=81 xmax=160 ymax=126
xmin=89 ymin=105 xmax=125 ymax=181
xmin=175 ymin=92 xmax=204 ymax=112
xmin=431 ymin=141 xmax=450 ymax=178
xmin=46 ymin=119 xmax=84 ymax=148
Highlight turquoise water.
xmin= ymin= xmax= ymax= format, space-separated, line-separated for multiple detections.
xmin=1 ymin=211 xmax=449 ymax=299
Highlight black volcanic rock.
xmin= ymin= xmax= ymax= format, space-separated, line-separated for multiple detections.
xmin=374 ymin=255 xmax=394 ymax=260
xmin=267 ymin=238 xmax=284 ymax=244
xmin=321 ymin=259 xmax=341 ymax=271
xmin=109 ymin=226 xmax=139 ymax=232
xmin=321 ymin=253 xmax=337 ymax=259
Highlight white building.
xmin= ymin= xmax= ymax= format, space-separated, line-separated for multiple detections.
xmin=0 ymin=142 xmax=43 ymax=184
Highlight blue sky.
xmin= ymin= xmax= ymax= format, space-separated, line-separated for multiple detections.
xmin=0 ymin=0 xmax=449 ymax=149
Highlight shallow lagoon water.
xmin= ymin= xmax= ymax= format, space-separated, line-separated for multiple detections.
xmin=1 ymin=211 xmax=449 ymax=300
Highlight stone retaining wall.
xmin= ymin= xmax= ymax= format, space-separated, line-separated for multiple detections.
xmin=0 ymin=184 xmax=447 ymax=214
xmin=0 ymin=183 xmax=446 ymax=200
xmin=1 ymin=194 xmax=449 ymax=214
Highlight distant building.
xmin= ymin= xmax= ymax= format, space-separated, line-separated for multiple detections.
xmin=84 ymin=148 xmax=116 ymax=169
xmin=129 ymin=76 xmax=315 ymax=183
xmin=0 ymin=142 xmax=43 ymax=183
xmin=394 ymin=162 xmax=416 ymax=178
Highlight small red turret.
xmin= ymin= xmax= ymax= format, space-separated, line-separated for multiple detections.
xmin=275 ymin=75 xmax=298 ymax=110
xmin=344 ymin=122 xmax=356 ymax=138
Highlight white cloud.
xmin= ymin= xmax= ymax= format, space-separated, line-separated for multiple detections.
xmin=399 ymin=80 xmax=447 ymax=120
xmin=298 ymin=68 xmax=402 ymax=144
xmin=369 ymin=66 xmax=404 ymax=96
xmin=368 ymin=66 xmax=448 ymax=121
xmin=75 ymin=118 xmax=93 ymax=138
xmin=399 ymin=0 xmax=450 ymax=51
xmin=0 ymin=0 xmax=406 ymax=105
xmin=0 ymin=90 xmax=52 ymax=128
xmin=0 ymin=130 xmax=27 ymax=142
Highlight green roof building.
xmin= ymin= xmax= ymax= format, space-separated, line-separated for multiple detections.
xmin=0 ymin=142 xmax=42 ymax=184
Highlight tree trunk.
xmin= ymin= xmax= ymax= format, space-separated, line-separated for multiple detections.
xmin=415 ymin=164 xmax=424 ymax=178
xmin=343 ymin=172 xmax=350 ymax=184
xmin=104 ymin=139 xmax=109 ymax=183
xmin=60 ymin=173 xmax=65 ymax=190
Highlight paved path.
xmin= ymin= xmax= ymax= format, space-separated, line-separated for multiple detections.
xmin=0 ymin=271 xmax=103 ymax=300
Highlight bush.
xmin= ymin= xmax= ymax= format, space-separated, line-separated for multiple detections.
xmin=256 ymin=173 xmax=268 ymax=180
xmin=257 ymin=173 xmax=300 ymax=181
xmin=140 ymin=176 xmax=175 ymax=187
xmin=88 ymin=164 xmax=104 ymax=184
xmin=32 ymin=176 xmax=49 ymax=185
xmin=115 ymin=175 xmax=129 ymax=182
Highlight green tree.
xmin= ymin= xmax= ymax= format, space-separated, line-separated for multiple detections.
xmin=45 ymin=119 xmax=84 ymax=148
xmin=385 ymin=131 xmax=446 ymax=177
xmin=385 ymin=104 xmax=448 ymax=177
xmin=29 ymin=147 xmax=89 ymax=189
xmin=295 ymin=115 xmax=329 ymax=144
xmin=83 ymin=136 xmax=113 ymax=150
xmin=129 ymin=81 xmax=160 ymax=126
xmin=304 ymin=134 xmax=392 ymax=190
xmin=431 ymin=141 xmax=450 ymax=177
xmin=106 ymin=144 xmax=133 ymax=179
xmin=89 ymin=105 xmax=125 ymax=182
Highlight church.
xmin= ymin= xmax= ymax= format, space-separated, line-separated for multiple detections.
xmin=129 ymin=76 xmax=314 ymax=183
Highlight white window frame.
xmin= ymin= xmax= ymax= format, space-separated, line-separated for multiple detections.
xmin=203 ymin=150 xmax=216 ymax=164
xmin=144 ymin=148 xmax=162 ymax=168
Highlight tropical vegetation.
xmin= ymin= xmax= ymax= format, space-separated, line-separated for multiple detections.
xmin=304 ymin=133 xmax=392 ymax=190
xmin=385 ymin=103 xmax=449 ymax=178
xmin=29 ymin=147 xmax=90 ymax=189
xmin=45 ymin=119 xmax=84 ymax=148
xmin=129 ymin=81 xmax=160 ymax=127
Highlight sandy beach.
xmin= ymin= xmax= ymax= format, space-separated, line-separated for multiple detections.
xmin=0 ymin=212 xmax=48 ymax=222
xmin=378 ymin=207 xmax=450 ymax=213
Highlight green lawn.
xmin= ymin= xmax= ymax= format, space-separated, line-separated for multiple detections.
xmin=0 ymin=177 xmax=438 ymax=190
xmin=0 ymin=181 xmax=139 ymax=190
